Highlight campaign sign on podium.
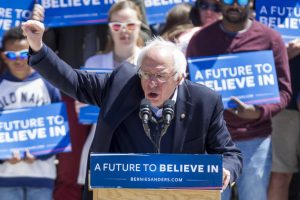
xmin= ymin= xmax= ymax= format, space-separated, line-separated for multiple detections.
xmin=188 ymin=50 xmax=280 ymax=109
xmin=90 ymin=153 xmax=222 ymax=190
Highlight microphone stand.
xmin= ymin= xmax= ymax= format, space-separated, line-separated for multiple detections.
xmin=140 ymin=99 xmax=174 ymax=153
xmin=142 ymin=116 xmax=160 ymax=153
xmin=156 ymin=99 xmax=175 ymax=153
xmin=156 ymin=123 xmax=170 ymax=153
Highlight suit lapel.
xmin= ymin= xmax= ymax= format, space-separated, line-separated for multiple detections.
xmin=172 ymin=82 xmax=193 ymax=153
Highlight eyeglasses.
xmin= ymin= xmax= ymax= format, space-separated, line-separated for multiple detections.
xmin=109 ymin=21 xmax=141 ymax=32
xmin=198 ymin=2 xmax=222 ymax=12
xmin=3 ymin=49 xmax=29 ymax=61
xmin=138 ymin=68 xmax=177 ymax=83
xmin=223 ymin=0 xmax=249 ymax=6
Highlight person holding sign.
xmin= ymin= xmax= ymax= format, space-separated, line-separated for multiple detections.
xmin=186 ymin=0 xmax=292 ymax=200
xmin=22 ymin=18 xmax=242 ymax=200
xmin=0 ymin=27 xmax=61 ymax=200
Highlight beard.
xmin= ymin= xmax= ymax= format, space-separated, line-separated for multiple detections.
xmin=222 ymin=8 xmax=249 ymax=24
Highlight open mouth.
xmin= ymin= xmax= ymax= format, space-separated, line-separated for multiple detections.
xmin=148 ymin=92 xmax=159 ymax=99
xmin=227 ymin=9 xmax=240 ymax=16
xmin=14 ymin=64 xmax=26 ymax=71
xmin=120 ymin=35 xmax=130 ymax=41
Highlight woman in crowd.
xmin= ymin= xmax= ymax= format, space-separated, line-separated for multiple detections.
xmin=160 ymin=0 xmax=222 ymax=53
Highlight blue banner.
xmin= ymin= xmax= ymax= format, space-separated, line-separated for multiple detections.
xmin=90 ymin=153 xmax=222 ymax=189
xmin=0 ymin=0 xmax=34 ymax=43
xmin=0 ymin=103 xmax=71 ymax=159
xmin=145 ymin=0 xmax=195 ymax=24
xmin=188 ymin=51 xmax=280 ymax=109
xmin=256 ymin=0 xmax=300 ymax=43
xmin=79 ymin=105 xmax=100 ymax=124
xmin=0 ymin=0 xmax=196 ymax=42
xmin=38 ymin=0 xmax=113 ymax=27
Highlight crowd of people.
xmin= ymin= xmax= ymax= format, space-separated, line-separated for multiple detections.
xmin=0 ymin=0 xmax=299 ymax=200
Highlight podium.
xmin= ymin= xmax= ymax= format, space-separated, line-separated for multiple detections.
xmin=92 ymin=188 xmax=220 ymax=200
xmin=90 ymin=154 xmax=222 ymax=200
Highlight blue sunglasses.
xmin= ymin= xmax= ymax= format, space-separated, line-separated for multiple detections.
xmin=3 ymin=49 xmax=29 ymax=61
xmin=223 ymin=0 xmax=249 ymax=6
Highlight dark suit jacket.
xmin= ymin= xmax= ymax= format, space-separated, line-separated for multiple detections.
xmin=29 ymin=45 xmax=242 ymax=199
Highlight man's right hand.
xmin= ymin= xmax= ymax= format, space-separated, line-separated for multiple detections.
xmin=7 ymin=151 xmax=21 ymax=164
xmin=21 ymin=20 xmax=45 ymax=52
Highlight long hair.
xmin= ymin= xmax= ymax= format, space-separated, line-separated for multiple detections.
xmin=160 ymin=3 xmax=194 ymax=36
xmin=103 ymin=0 xmax=144 ymax=53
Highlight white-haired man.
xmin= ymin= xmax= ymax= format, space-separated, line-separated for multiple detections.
xmin=22 ymin=20 xmax=242 ymax=200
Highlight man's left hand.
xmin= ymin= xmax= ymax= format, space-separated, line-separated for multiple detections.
xmin=222 ymin=168 xmax=231 ymax=191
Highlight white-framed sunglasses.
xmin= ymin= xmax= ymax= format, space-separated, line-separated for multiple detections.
xmin=108 ymin=21 xmax=141 ymax=32
xmin=3 ymin=49 xmax=29 ymax=61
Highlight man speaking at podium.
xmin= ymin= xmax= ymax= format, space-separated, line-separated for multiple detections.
xmin=22 ymin=20 xmax=242 ymax=200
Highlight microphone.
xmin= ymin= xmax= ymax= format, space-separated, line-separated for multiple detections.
xmin=161 ymin=99 xmax=175 ymax=138
xmin=139 ymin=98 xmax=152 ymax=137
xmin=162 ymin=99 xmax=175 ymax=125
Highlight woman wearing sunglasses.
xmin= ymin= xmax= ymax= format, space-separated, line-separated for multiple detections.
xmin=77 ymin=0 xmax=145 ymax=186
xmin=160 ymin=0 xmax=222 ymax=54
xmin=190 ymin=0 xmax=222 ymax=27
xmin=197 ymin=0 xmax=222 ymax=26
xmin=84 ymin=0 xmax=144 ymax=69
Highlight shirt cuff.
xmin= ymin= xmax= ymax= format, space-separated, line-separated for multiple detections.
xmin=28 ymin=44 xmax=48 ymax=66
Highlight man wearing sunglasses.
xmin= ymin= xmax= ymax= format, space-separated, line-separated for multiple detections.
xmin=186 ymin=0 xmax=291 ymax=200
xmin=0 ymin=27 xmax=61 ymax=200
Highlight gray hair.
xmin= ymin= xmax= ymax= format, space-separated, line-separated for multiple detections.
xmin=136 ymin=37 xmax=187 ymax=81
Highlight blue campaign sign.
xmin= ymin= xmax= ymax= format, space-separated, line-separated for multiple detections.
xmin=0 ymin=102 xmax=71 ymax=159
xmin=0 ymin=0 xmax=34 ymax=44
xmin=37 ymin=0 xmax=113 ymax=27
xmin=145 ymin=0 xmax=195 ymax=25
xmin=79 ymin=105 xmax=100 ymax=124
xmin=188 ymin=51 xmax=280 ymax=109
xmin=256 ymin=0 xmax=300 ymax=43
xmin=90 ymin=153 xmax=222 ymax=189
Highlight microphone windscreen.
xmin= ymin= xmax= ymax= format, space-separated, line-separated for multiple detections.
xmin=163 ymin=99 xmax=175 ymax=111
xmin=139 ymin=98 xmax=152 ymax=120
xmin=163 ymin=99 xmax=175 ymax=120
xmin=140 ymin=98 xmax=151 ymax=107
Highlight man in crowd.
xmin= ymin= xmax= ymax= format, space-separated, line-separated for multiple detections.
xmin=268 ymin=38 xmax=300 ymax=200
xmin=0 ymin=26 xmax=61 ymax=200
xmin=186 ymin=0 xmax=291 ymax=199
